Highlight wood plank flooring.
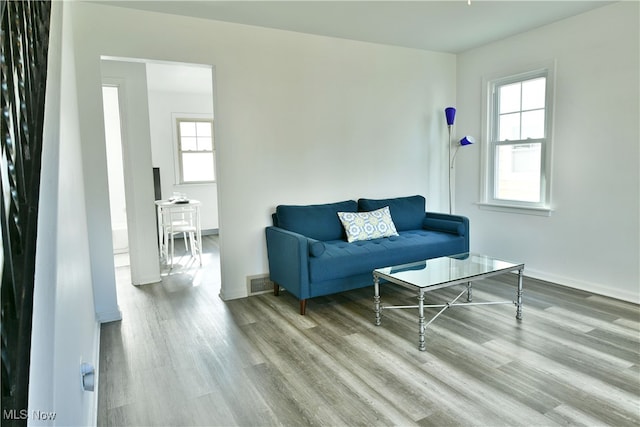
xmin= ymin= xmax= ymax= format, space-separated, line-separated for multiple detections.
xmin=98 ymin=237 xmax=640 ymax=426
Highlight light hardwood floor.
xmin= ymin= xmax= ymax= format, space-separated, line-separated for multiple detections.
xmin=98 ymin=236 xmax=640 ymax=426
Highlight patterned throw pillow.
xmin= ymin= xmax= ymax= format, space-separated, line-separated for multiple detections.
xmin=337 ymin=206 xmax=399 ymax=243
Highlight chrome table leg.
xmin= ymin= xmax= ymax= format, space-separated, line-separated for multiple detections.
xmin=516 ymin=268 xmax=523 ymax=320
xmin=418 ymin=289 xmax=426 ymax=351
xmin=374 ymin=275 xmax=381 ymax=326
xmin=466 ymin=282 xmax=472 ymax=302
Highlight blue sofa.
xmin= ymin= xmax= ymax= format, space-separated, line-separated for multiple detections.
xmin=265 ymin=195 xmax=469 ymax=314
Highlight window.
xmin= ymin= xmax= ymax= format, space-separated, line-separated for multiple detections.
xmin=176 ymin=119 xmax=215 ymax=183
xmin=483 ymin=66 xmax=553 ymax=213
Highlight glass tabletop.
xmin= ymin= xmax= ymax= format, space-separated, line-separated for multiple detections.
xmin=373 ymin=252 xmax=524 ymax=289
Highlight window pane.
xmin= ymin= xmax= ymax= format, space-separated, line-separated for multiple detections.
xmin=180 ymin=121 xmax=197 ymax=137
xmin=499 ymin=112 xmax=520 ymax=141
xmin=495 ymin=143 xmax=541 ymax=202
xmin=499 ymin=83 xmax=521 ymax=114
xmin=522 ymin=78 xmax=546 ymax=110
xmin=181 ymin=136 xmax=197 ymax=151
xmin=521 ymin=109 xmax=545 ymax=139
xmin=198 ymin=137 xmax=213 ymax=151
xmin=196 ymin=122 xmax=212 ymax=137
xmin=182 ymin=153 xmax=215 ymax=182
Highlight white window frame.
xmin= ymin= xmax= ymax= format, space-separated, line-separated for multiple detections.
xmin=480 ymin=62 xmax=555 ymax=216
xmin=171 ymin=113 xmax=215 ymax=185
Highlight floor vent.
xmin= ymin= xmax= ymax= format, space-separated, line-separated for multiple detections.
xmin=247 ymin=274 xmax=274 ymax=295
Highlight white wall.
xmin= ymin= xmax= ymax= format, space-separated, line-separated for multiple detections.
xmin=71 ymin=2 xmax=456 ymax=300
xmin=68 ymin=19 xmax=121 ymax=322
xmin=102 ymin=86 xmax=129 ymax=253
xmin=146 ymin=80 xmax=219 ymax=231
xmin=29 ymin=2 xmax=99 ymax=425
xmin=456 ymin=2 xmax=639 ymax=303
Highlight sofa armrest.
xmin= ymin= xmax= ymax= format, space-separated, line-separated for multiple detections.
xmin=265 ymin=226 xmax=311 ymax=300
xmin=423 ymin=212 xmax=470 ymax=251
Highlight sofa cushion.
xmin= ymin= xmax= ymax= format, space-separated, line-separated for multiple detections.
xmin=337 ymin=206 xmax=399 ymax=243
xmin=308 ymin=229 xmax=466 ymax=283
xmin=358 ymin=195 xmax=426 ymax=232
xmin=276 ymin=200 xmax=357 ymax=241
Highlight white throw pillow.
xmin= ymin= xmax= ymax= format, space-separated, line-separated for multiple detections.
xmin=337 ymin=206 xmax=399 ymax=243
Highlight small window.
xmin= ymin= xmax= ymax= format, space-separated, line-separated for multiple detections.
xmin=483 ymin=67 xmax=553 ymax=212
xmin=176 ymin=119 xmax=215 ymax=183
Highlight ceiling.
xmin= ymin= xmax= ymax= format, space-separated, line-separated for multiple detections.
xmin=96 ymin=0 xmax=614 ymax=54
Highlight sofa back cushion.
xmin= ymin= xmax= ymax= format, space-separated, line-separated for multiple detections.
xmin=358 ymin=195 xmax=425 ymax=232
xmin=275 ymin=200 xmax=358 ymax=241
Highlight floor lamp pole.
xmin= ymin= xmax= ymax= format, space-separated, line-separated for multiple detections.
xmin=448 ymin=124 xmax=453 ymax=215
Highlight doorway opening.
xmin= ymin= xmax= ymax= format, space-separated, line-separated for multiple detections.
xmin=100 ymin=58 xmax=221 ymax=297
xmin=102 ymin=85 xmax=130 ymax=273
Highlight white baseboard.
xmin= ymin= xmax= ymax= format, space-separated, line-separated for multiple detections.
xmin=524 ymin=268 xmax=639 ymax=305
xmin=96 ymin=307 xmax=122 ymax=323
xmin=221 ymin=269 xmax=639 ymax=305
xmin=133 ymin=274 xmax=161 ymax=285
xmin=90 ymin=321 xmax=101 ymax=426
xmin=218 ymin=287 xmax=247 ymax=301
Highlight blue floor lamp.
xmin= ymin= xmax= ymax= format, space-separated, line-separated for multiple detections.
xmin=445 ymin=107 xmax=474 ymax=214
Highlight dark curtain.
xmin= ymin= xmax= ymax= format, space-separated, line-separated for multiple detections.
xmin=1 ymin=1 xmax=51 ymax=425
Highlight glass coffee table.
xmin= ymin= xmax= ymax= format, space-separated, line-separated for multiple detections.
xmin=373 ymin=252 xmax=524 ymax=351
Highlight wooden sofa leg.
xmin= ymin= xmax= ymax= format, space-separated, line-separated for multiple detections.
xmin=273 ymin=283 xmax=280 ymax=296
xmin=299 ymin=299 xmax=307 ymax=315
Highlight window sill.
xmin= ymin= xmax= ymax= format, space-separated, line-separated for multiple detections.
xmin=175 ymin=181 xmax=216 ymax=186
xmin=476 ymin=202 xmax=552 ymax=217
